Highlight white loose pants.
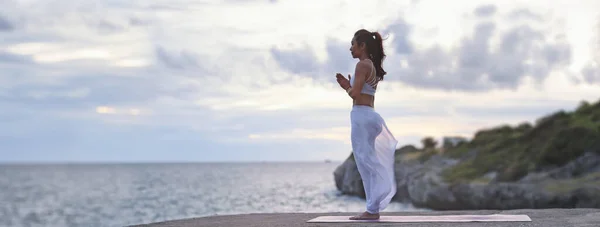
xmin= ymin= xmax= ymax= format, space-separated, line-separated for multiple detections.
xmin=350 ymin=105 xmax=398 ymax=214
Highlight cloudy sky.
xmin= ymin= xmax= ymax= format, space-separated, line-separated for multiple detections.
xmin=0 ymin=0 xmax=599 ymax=163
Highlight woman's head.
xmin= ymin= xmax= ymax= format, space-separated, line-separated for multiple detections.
xmin=350 ymin=29 xmax=387 ymax=81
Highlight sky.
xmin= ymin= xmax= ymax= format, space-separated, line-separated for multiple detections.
xmin=0 ymin=0 xmax=599 ymax=163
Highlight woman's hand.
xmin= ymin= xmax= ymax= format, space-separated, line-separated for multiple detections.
xmin=336 ymin=73 xmax=351 ymax=90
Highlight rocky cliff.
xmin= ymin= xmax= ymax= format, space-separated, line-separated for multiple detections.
xmin=334 ymin=99 xmax=600 ymax=210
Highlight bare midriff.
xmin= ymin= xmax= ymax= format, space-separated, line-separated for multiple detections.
xmin=353 ymin=93 xmax=375 ymax=108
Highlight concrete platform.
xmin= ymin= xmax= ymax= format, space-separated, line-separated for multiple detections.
xmin=129 ymin=208 xmax=600 ymax=227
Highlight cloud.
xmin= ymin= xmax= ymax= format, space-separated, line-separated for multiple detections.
xmin=270 ymin=46 xmax=320 ymax=75
xmin=270 ymin=18 xmax=413 ymax=80
xmin=384 ymin=18 xmax=413 ymax=55
xmin=1 ymin=0 xmax=599 ymax=162
xmin=270 ymin=6 xmax=573 ymax=92
xmin=0 ymin=51 xmax=32 ymax=64
xmin=155 ymin=46 xmax=203 ymax=70
xmin=270 ymin=39 xmax=356 ymax=82
xmin=389 ymin=16 xmax=571 ymax=91
xmin=474 ymin=4 xmax=497 ymax=18
xmin=225 ymin=0 xmax=278 ymax=3
xmin=507 ymin=9 xmax=543 ymax=22
xmin=2 ymin=65 xmax=162 ymax=108
xmin=325 ymin=39 xmax=355 ymax=73
xmin=0 ymin=15 xmax=14 ymax=31
xmin=582 ymin=63 xmax=600 ymax=83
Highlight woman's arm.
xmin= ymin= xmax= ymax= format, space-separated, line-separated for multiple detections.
xmin=347 ymin=61 xmax=371 ymax=99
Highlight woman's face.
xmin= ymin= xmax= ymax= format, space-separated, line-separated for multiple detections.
xmin=349 ymin=37 xmax=365 ymax=59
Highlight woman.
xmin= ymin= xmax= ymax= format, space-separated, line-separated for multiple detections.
xmin=336 ymin=29 xmax=398 ymax=220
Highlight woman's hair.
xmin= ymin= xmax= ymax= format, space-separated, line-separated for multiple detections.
xmin=353 ymin=29 xmax=387 ymax=81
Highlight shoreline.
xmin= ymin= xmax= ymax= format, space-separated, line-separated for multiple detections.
xmin=129 ymin=208 xmax=600 ymax=227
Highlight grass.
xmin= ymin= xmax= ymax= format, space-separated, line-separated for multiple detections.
xmin=471 ymin=176 xmax=493 ymax=185
xmin=417 ymin=149 xmax=438 ymax=163
xmin=400 ymin=151 xmax=424 ymax=162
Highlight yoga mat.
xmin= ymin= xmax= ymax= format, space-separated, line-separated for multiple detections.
xmin=307 ymin=214 xmax=532 ymax=223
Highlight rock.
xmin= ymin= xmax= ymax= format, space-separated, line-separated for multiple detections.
xmin=449 ymin=183 xmax=545 ymax=210
xmin=395 ymin=145 xmax=418 ymax=154
xmin=334 ymin=150 xmax=600 ymax=210
xmin=407 ymin=170 xmax=458 ymax=209
xmin=571 ymin=187 xmax=600 ymax=208
xmin=405 ymin=155 xmax=460 ymax=209
xmin=333 ymin=154 xmax=364 ymax=198
xmin=519 ymin=152 xmax=600 ymax=183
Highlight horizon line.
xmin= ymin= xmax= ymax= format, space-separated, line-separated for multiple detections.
xmin=0 ymin=159 xmax=345 ymax=165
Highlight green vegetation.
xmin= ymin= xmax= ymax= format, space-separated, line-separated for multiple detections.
xmin=417 ymin=149 xmax=437 ymax=163
xmin=393 ymin=139 xmax=442 ymax=164
xmin=421 ymin=137 xmax=438 ymax=150
xmin=440 ymin=99 xmax=600 ymax=184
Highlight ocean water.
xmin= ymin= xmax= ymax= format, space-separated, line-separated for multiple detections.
xmin=0 ymin=162 xmax=425 ymax=227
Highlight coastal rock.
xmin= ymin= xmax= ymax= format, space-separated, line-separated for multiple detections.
xmin=334 ymin=150 xmax=600 ymax=210
xmin=333 ymin=154 xmax=365 ymax=198
xmin=519 ymin=152 xmax=600 ymax=182
xmin=448 ymin=182 xmax=544 ymax=209
xmin=403 ymin=155 xmax=460 ymax=209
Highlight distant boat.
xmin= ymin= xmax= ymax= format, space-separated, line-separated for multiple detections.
xmin=324 ymin=159 xmax=332 ymax=163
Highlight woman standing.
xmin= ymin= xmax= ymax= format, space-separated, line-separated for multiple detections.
xmin=336 ymin=29 xmax=398 ymax=220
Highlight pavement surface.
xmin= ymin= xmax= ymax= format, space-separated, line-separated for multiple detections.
xmin=129 ymin=209 xmax=600 ymax=227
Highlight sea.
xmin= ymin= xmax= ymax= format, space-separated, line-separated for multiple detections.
xmin=0 ymin=162 xmax=426 ymax=227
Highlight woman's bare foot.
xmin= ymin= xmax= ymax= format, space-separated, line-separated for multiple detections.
xmin=349 ymin=211 xmax=380 ymax=220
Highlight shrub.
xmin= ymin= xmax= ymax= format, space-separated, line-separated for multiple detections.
xmin=537 ymin=126 xmax=600 ymax=168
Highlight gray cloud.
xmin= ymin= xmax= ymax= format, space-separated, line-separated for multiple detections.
xmin=0 ymin=41 xmax=222 ymax=123
xmin=223 ymin=0 xmax=278 ymax=3
xmin=3 ymin=72 xmax=162 ymax=110
xmin=270 ymin=46 xmax=320 ymax=75
xmin=508 ymin=9 xmax=543 ymax=21
xmin=458 ymin=22 xmax=496 ymax=69
xmin=582 ymin=65 xmax=600 ymax=83
xmin=129 ymin=17 xmax=150 ymax=26
xmin=272 ymin=6 xmax=573 ymax=91
xmin=0 ymin=47 xmax=214 ymax=110
xmin=384 ymin=19 xmax=413 ymax=55
xmin=155 ymin=46 xmax=202 ymax=70
xmin=324 ymin=39 xmax=354 ymax=73
xmin=393 ymin=21 xmax=571 ymax=91
xmin=0 ymin=15 xmax=14 ymax=31
xmin=94 ymin=20 xmax=125 ymax=34
xmin=580 ymin=18 xmax=599 ymax=84
xmin=474 ymin=4 xmax=497 ymax=18
xmin=270 ymin=39 xmax=355 ymax=81
xmin=273 ymin=12 xmax=571 ymax=91
xmin=0 ymin=51 xmax=33 ymax=64
xmin=270 ymin=21 xmax=413 ymax=81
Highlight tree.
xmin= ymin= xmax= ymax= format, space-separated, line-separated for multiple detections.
xmin=421 ymin=137 xmax=438 ymax=150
